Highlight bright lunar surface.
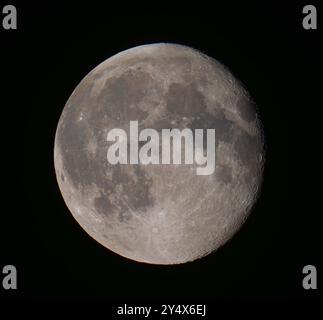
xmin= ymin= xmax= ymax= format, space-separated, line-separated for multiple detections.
xmin=54 ymin=43 xmax=265 ymax=264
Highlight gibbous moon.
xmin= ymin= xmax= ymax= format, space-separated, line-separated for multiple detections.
xmin=54 ymin=43 xmax=265 ymax=264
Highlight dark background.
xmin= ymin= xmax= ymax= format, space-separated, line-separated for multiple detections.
xmin=0 ymin=1 xmax=322 ymax=301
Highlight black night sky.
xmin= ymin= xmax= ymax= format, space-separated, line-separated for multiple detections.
xmin=0 ymin=0 xmax=322 ymax=306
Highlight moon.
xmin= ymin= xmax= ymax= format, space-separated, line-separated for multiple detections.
xmin=54 ymin=43 xmax=265 ymax=264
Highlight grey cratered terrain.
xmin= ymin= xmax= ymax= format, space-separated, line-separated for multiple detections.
xmin=54 ymin=43 xmax=265 ymax=264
